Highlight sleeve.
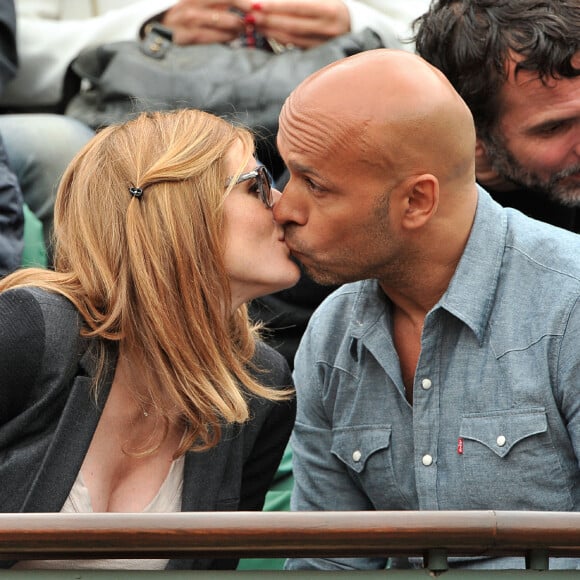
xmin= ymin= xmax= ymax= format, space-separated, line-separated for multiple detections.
xmin=0 ymin=287 xmax=45 ymax=425
xmin=284 ymin=318 xmax=388 ymax=571
xmin=0 ymin=135 xmax=24 ymax=276
xmin=238 ymin=344 xmax=296 ymax=512
xmin=343 ymin=0 xmax=432 ymax=50
xmin=207 ymin=344 xmax=295 ymax=572
xmin=1 ymin=0 xmax=177 ymax=109
xmin=556 ymin=295 xmax=580 ymax=474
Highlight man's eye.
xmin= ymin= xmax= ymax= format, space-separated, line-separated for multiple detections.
xmin=304 ymin=176 xmax=322 ymax=192
xmin=537 ymin=121 xmax=568 ymax=136
xmin=541 ymin=125 xmax=560 ymax=134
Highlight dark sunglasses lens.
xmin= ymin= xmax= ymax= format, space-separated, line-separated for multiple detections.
xmin=259 ymin=167 xmax=273 ymax=207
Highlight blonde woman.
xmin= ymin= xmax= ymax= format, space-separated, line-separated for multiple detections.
xmin=0 ymin=109 xmax=300 ymax=571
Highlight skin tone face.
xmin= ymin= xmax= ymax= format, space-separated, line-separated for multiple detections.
xmin=274 ymin=50 xmax=479 ymax=311
xmin=480 ymin=54 xmax=580 ymax=206
xmin=275 ymin=49 xmax=480 ymax=398
xmin=222 ymin=140 xmax=301 ymax=309
xmin=274 ymin=115 xmax=402 ymax=287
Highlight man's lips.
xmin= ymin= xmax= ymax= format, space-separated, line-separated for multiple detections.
xmin=282 ymin=235 xmax=307 ymax=260
xmin=558 ymin=168 xmax=580 ymax=183
xmin=288 ymin=248 xmax=308 ymax=263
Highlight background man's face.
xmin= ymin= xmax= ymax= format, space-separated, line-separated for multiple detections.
xmin=486 ymin=57 xmax=580 ymax=206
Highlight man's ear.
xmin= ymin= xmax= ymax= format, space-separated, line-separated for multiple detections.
xmin=475 ymin=137 xmax=503 ymax=188
xmin=401 ymin=174 xmax=438 ymax=230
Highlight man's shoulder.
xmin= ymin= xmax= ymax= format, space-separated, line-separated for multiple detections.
xmin=304 ymin=280 xmax=386 ymax=341
xmin=505 ymin=210 xmax=580 ymax=282
xmin=311 ymin=281 xmax=372 ymax=317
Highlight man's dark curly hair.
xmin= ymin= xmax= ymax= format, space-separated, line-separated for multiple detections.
xmin=413 ymin=0 xmax=580 ymax=141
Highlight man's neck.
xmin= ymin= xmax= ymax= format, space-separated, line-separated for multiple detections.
xmin=379 ymin=261 xmax=457 ymax=323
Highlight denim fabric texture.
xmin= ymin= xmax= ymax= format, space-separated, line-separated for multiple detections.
xmin=286 ymin=188 xmax=580 ymax=571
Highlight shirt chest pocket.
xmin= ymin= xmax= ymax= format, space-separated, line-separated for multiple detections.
xmin=460 ymin=410 xmax=547 ymax=458
xmin=331 ymin=426 xmax=413 ymax=509
xmin=458 ymin=409 xmax=572 ymax=510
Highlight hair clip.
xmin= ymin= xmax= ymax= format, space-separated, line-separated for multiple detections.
xmin=129 ymin=186 xmax=144 ymax=199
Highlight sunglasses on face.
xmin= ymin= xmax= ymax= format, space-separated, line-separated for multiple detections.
xmin=226 ymin=165 xmax=274 ymax=209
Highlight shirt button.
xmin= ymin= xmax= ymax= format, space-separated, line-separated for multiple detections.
xmin=496 ymin=435 xmax=506 ymax=447
xmin=422 ymin=454 xmax=433 ymax=466
xmin=421 ymin=378 xmax=432 ymax=390
xmin=352 ymin=450 xmax=362 ymax=462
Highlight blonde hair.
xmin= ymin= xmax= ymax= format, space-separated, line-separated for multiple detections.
xmin=0 ymin=109 xmax=289 ymax=455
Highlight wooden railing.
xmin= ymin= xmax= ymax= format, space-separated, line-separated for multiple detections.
xmin=0 ymin=510 xmax=579 ymax=575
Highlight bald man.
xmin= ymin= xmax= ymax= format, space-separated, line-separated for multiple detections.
xmin=274 ymin=49 xmax=580 ymax=571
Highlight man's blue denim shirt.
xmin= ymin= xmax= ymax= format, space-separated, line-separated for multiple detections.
xmin=287 ymin=188 xmax=580 ymax=571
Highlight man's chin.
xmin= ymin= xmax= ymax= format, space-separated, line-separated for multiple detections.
xmin=496 ymin=172 xmax=580 ymax=209
xmin=485 ymin=137 xmax=580 ymax=208
xmin=290 ymin=253 xmax=343 ymax=286
xmin=548 ymin=180 xmax=580 ymax=208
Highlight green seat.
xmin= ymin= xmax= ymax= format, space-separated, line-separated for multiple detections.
xmin=237 ymin=444 xmax=293 ymax=571
xmin=21 ymin=203 xmax=47 ymax=268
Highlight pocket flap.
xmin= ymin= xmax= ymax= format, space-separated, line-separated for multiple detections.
xmin=460 ymin=410 xmax=547 ymax=458
xmin=331 ymin=426 xmax=392 ymax=473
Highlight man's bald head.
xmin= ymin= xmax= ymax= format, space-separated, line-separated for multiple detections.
xmin=280 ymin=49 xmax=477 ymax=189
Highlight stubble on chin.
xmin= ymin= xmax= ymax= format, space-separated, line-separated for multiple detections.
xmin=295 ymin=258 xmax=345 ymax=287
xmin=547 ymin=166 xmax=580 ymax=208
xmin=485 ymin=134 xmax=580 ymax=207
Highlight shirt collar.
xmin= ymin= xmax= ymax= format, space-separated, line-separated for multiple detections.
xmin=349 ymin=186 xmax=507 ymax=345
xmin=436 ymin=186 xmax=507 ymax=343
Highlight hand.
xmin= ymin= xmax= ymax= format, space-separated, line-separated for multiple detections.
xmin=239 ymin=0 xmax=351 ymax=49
xmin=160 ymin=0 xmax=246 ymax=45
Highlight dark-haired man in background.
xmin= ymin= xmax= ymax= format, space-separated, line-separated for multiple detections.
xmin=414 ymin=0 xmax=580 ymax=232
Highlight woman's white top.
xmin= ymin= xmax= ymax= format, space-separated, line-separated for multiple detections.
xmin=13 ymin=454 xmax=185 ymax=570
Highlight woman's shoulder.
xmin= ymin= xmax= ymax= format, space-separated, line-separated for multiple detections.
xmin=1 ymin=285 xmax=78 ymax=322
xmin=0 ymin=287 xmax=84 ymax=420
xmin=0 ymin=286 xmax=82 ymax=358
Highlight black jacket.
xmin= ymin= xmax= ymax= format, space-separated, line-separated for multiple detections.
xmin=0 ymin=286 xmax=295 ymax=570
xmin=486 ymin=184 xmax=580 ymax=233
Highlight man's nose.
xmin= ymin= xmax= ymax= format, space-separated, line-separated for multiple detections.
xmin=272 ymin=185 xmax=307 ymax=226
